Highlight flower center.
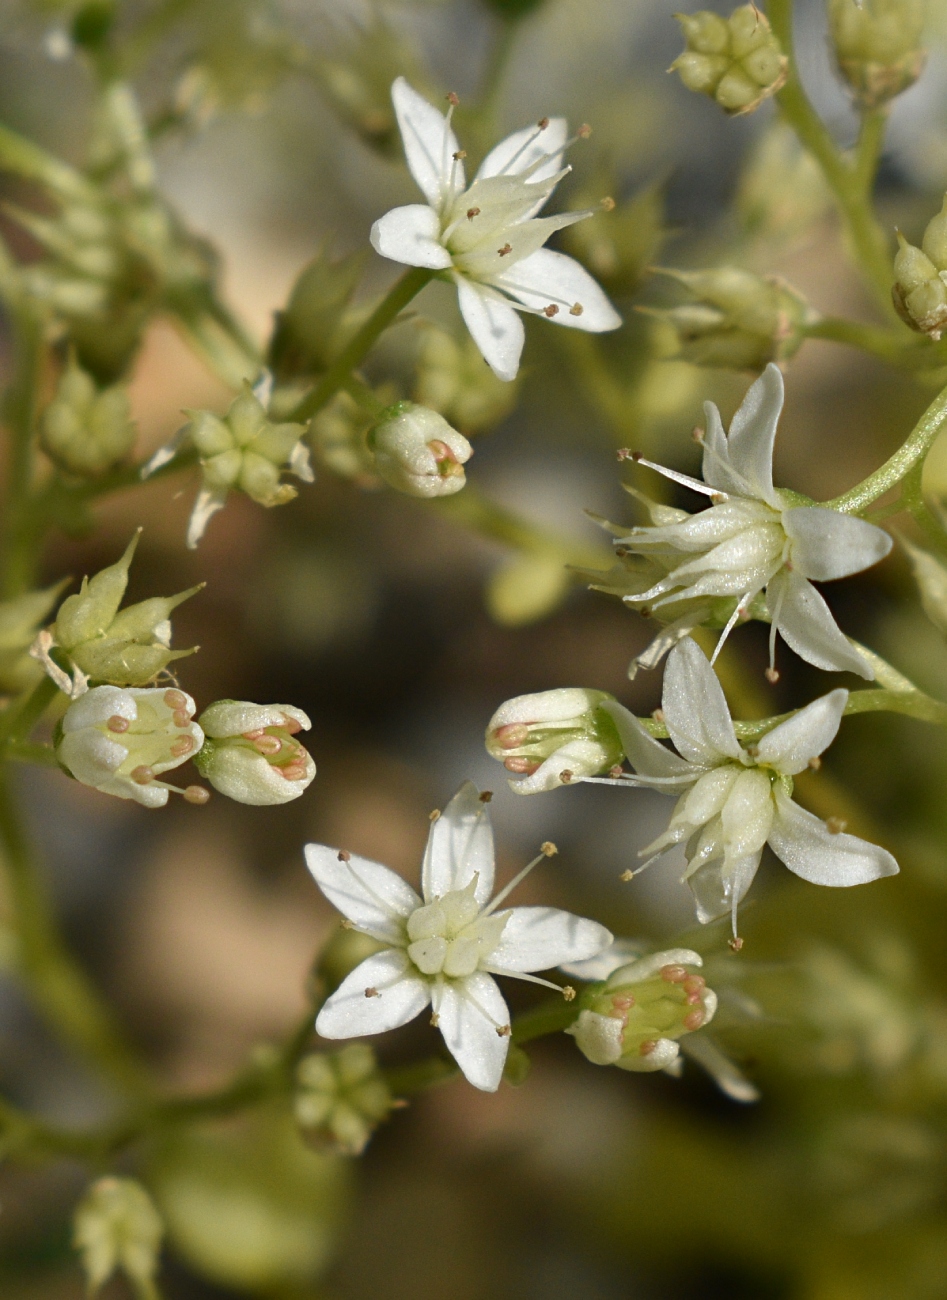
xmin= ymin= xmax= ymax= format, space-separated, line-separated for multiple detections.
xmin=406 ymin=880 xmax=510 ymax=978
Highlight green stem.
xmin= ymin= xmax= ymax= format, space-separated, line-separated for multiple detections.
xmin=2 ymin=307 xmax=45 ymax=597
xmin=0 ymin=767 xmax=151 ymax=1096
xmin=511 ymin=995 xmax=580 ymax=1045
xmin=288 ymin=268 xmax=435 ymax=424
xmin=768 ymin=0 xmax=892 ymax=306
xmin=6 ymin=742 xmax=58 ymax=767
xmin=824 ymin=377 xmax=947 ymax=513
xmin=802 ymin=317 xmax=939 ymax=369
xmin=384 ymin=1056 xmax=457 ymax=1096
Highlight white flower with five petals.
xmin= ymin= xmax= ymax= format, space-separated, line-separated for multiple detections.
xmin=618 ymin=364 xmax=892 ymax=679
xmin=593 ymin=638 xmax=898 ymax=931
xmin=370 ymin=78 xmax=621 ymax=381
xmin=306 ymin=781 xmax=612 ymax=1091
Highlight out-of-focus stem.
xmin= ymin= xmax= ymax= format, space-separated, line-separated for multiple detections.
xmin=1 ymin=307 xmax=45 ymax=598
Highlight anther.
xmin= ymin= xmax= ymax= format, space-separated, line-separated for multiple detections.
xmin=446 ymin=92 xmax=459 ymax=106
xmin=764 ymin=667 xmax=780 ymax=684
xmin=728 ymin=936 xmax=745 ymax=952
xmin=280 ymin=763 xmax=309 ymax=781
xmin=661 ymin=964 xmax=688 ymax=983
xmin=544 ymin=304 xmax=560 ymax=317
xmin=498 ymin=243 xmax=513 ymax=256
xmin=639 ymin=1040 xmax=657 ymax=1056
xmin=496 ymin=1023 xmax=512 ymax=1037
xmin=808 ymin=755 xmax=822 ymax=771
xmin=504 ymin=757 xmax=540 ymax=775
xmin=281 ymin=715 xmax=302 ymax=734
xmin=164 ymin=689 xmax=187 ymax=710
xmin=617 ymin=448 xmax=633 ymax=461
xmin=452 ymin=149 xmax=467 ymax=160
xmin=106 ymin=714 xmax=130 ymax=733
xmin=131 ymin=765 xmax=155 ymax=785
xmin=170 ymin=736 xmax=195 ymax=757
xmin=609 ymin=765 xmax=624 ymax=778
xmin=479 ymin=790 xmax=493 ymax=803
xmin=466 ymin=207 xmax=481 ymax=220
xmin=253 ymin=735 xmax=282 ymax=755
xmin=577 ymin=123 xmax=592 ymax=138
xmin=692 ymin=425 xmax=704 ymax=443
xmin=682 ymin=975 xmax=705 ymax=995
xmin=430 ymin=1012 xmax=440 ymax=1027
xmin=826 ymin=816 xmax=847 ymax=835
xmin=364 ymin=987 xmax=380 ymax=998
xmin=569 ymin=302 xmax=584 ymax=316
xmin=601 ymin=196 xmax=616 ymax=211
xmin=243 ymin=729 xmax=265 ymax=741
xmin=537 ymin=116 xmax=550 ymax=129
xmin=620 ymin=869 xmax=634 ymax=882
xmin=338 ymin=850 xmax=351 ymax=862
xmin=183 ymin=785 xmax=210 ymax=804
xmin=683 ymin=1009 xmax=704 ymax=1031
xmin=172 ymin=709 xmax=190 ymax=728
xmin=746 ymin=744 xmax=759 ymax=758
xmin=562 ymin=986 xmax=576 ymax=1002
xmin=652 ymin=708 xmax=665 ymax=723
xmin=541 ymin=841 xmax=558 ymax=857
xmin=429 ymin=809 xmax=441 ymax=822
xmin=559 ymin=769 xmax=574 ymax=783
xmin=612 ymin=994 xmax=635 ymax=1011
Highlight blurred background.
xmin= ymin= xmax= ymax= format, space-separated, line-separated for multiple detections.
xmin=3 ymin=0 xmax=947 ymax=1295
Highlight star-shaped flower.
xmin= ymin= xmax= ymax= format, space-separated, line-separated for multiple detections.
xmin=614 ymin=363 xmax=892 ymax=679
xmin=592 ymin=638 xmax=898 ymax=931
xmin=306 ymin=781 xmax=612 ymax=1091
xmin=370 ymin=78 xmax=621 ymax=381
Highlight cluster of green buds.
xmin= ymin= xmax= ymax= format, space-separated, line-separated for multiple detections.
xmin=829 ymin=0 xmax=926 ymax=109
xmin=648 ymin=266 xmax=812 ymax=370
xmin=367 ymin=402 xmax=472 ymax=499
xmin=485 ymin=687 xmax=624 ymax=794
xmin=46 ymin=532 xmax=199 ymax=690
xmin=294 ymin=1044 xmax=393 ymax=1156
xmin=567 ymin=950 xmax=717 ymax=1073
xmin=414 ymin=329 xmax=520 ymax=434
xmin=671 ymin=6 xmax=788 ymax=116
xmin=0 ymin=583 xmax=67 ymax=695
xmin=193 ymin=701 xmax=316 ymax=805
xmin=39 ymin=354 xmax=136 ymax=476
xmin=892 ymin=198 xmax=947 ymax=340
xmin=73 ymin=1176 xmax=163 ymax=1297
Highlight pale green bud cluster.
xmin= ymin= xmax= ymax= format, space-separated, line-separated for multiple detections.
xmin=194 ymin=701 xmax=315 ymax=805
xmin=892 ymin=200 xmax=947 ymax=339
xmin=188 ymin=385 xmax=312 ymax=509
xmin=368 ymin=402 xmax=472 ymax=498
xmin=73 ymin=1176 xmax=164 ymax=1296
xmin=829 ymin=0 xmax=926 ymax=109
xmin=415 ymin=329 xmax=519 ymax=434
xmin=52 ymin=533 xmax=199 ymax=686
xmin=486 ymin=687 xmax=623 ymax=793
xmin=39 ymin=355 xmax=136 ymax=476
xmin=650 ymin=266 xmax=812 ymax=370
xmin=671 ymin=6 xmax=788 ymax=116
xmin=567 ymin=951 xmax=717 ymax=1073
xmin=294 ymin=1044 xmax=392 ymax=1155
xmin=0 ymin=583 xmax=67 ymax=694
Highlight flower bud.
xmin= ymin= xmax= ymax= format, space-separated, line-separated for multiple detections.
xmin=51 ymin=533 xmax=200 ymax=686
xmin=671 ymin=6 xmax=788 ymax=116
xmin=368 ymin=402 xmax=472 ymax=498
xmin=0 ymin=582 xmax=68 ymax=694
xmin=566 ymin=950 xmax=717 ymax=1073
xmin=294 ymin=1044 xmax=392 ymax=1156
xmin=648 ymin=266 xmax=812 ymax=370
xmin=306 ymin=391 xmax=381 ymax=487
xmin=268 ymin=249 xmax=366 ymax=382
xmin=829 ymin=0 xmax=925 ymax=109
xmin=486 ymin=687 xmax=622 ymax=794
xmin=74 ymin=1176 xmax=164 ymax=1296
xmin=893 ymin=213 xmax=947 ymax=340
xmin=39 ymin=355 xmax=136 ymax=476
xmin=194 ymin=700 xmax=315 ymax=804
xmin=57 ymin=685 xmax=204 ymax=808
xmin=414 ymin=330 xmax=519 ymax=434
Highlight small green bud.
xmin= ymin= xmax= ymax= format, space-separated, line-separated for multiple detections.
xmin=295 ymin=1045 xmax=392 ymax=1156
xmin=415 ymin=329 xmax=519 ymax=433
xmin=893 ymin=220 xmax=947 ymax=339
xmin=39 ymin=355 xmax=136 ymax=476
xmin=194 ymin=701 xmax=315 ymax=805
xmin=73 ymin=1176 xmax=163 ymax=1296
xmin=306 ymin=391 xmax=381 ymax=486
xmin=486 ymin=687 xmax=622 ymax=793
xmin=368 ymin=402 xmax=472 ymax=498
xmin=829 ymin=0 xmax=926 ymax=108
xmin=52 ymin=533 xmax=200 ymax=686
xmin=566 ymin=950 xmax=717 ymax=1073
xmin=269 ymin=248 xmax=367 ymax=381
xmin=671 ymin=5 xmax=787 ymax=115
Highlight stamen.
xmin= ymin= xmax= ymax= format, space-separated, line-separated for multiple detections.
xmin=453 ymin=150 xmax=466 ymax=160
xmin=429 ymin=809 xmax=441 ymax=822
xmin=728 ymin=935 xmax=744 ymax=952
xmin=106 ymin=714 xmax=130 ymax=733
xmin=537 ymin=116 xmax=550 ymax=129
xmin=498 ymin=243 xmax=513 ymax=256
xmin=164 ymin=689 xmax=188 ymax=710
xmin=466 ymin=207 xmax=480 ymax=219
xmin=569 ymin=302 xmax=584 ymax=316
xmin=693 ymin=427 xmax=757 ymax=499
xmin=338 ymin=850 xmax=350 ymax=861
xmin=630 ymin=454 xmax=731 ymax=500
xmin=253 ymin=735 xmax=282 ymax=755
xmin=710 ymin=586 xmax=762 ymax=667
xmin=483 ymin=967 xmax=566 ymax=993
xmin=504 ymin=757 xmax=540 ymax=775
xmin=544 ymin=304 xmax=559 ymax=317
xmin=808 ymin=755 xmax=822 ymax=771
xmin=562 ymin=986 xmax=576 ymax=1001
xmin=826 ymin=816 xmax=847 ymax=835
xmin=620 ymin=842 xmax=680 ymax=881
xmin=479 ymin=790 xmax=493 ymax=803
xmin=601 ymin=196 xmax=616 ymax=211
xmin=364 ymin=987 xmax=380 ymax=998
xmin=131 ymin=765 xmax=154 ymax=784
xmin=170 ymin=735 xmax=195 ymax=757
xmin=184 ymin=785 xmax=210 ymax=804
xmin=496 ymin=1024 xmax=511 ymax=1037
xmin=483 ymin=847 xmax=551 ymax=914
xmin=172 ymin=708 xmax=190 ymax=728
xmin=446 ymin=92 xmax=460 ymax=106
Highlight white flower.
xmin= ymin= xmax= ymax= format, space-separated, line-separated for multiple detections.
xmin=194 ymin=701 xmax=315 ymax=805
xmin=306 ymin=780 xmax=612 ymax=1091
xmin=618 ymin=363 xmax=892 ymax=679
xmin=485 ymin=686 xmax=623 ymax=793
xmin=58 ymin=685 xmax=204 ymax=808
xmin=592 ymin=638 xmax=898 ymax=931
xmin=370 ymin=78 xmax=621 ymax=382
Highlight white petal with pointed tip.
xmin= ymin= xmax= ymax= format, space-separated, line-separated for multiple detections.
xmin=768 ymin=786 xmax=899 ymax=885
xmin=422 ymin=780 xmax=495 ymax=906
xmin=432 ymin=972 xmax=510 ymax=1091
xmin=769 ymin=569 xmax=874 ymax=678
xmin=493 ymin=248 xmax=621 ymax=332
xmin=560 ymin=937 xmax=646 ymax=981
xmin=477 ymin=119 xmax=568 ymax=184
xmin=304 ymin=845 xmax=420 ymax=945
xmin=686 ymin=851 xmax=761 ymax=924
xmin=316 ymin=949 xmax=430 ymax=1038
xmin=754 ymin=689 xmax=847 ymax=775
xmin=663 ymin=639 xmax=742 ymax=765
xmin=721 ymin=363 xmax=783 ymax=506
xmin=600 ymin=701 xmax=694 ymax=779
xmin=187 ymin=487 xmax=227 ymax=549
xmin=680 ymin=1034 xmax=760 ymax=1102
xmin=370 ymin=204 xmax=453 ymax=270
xmin=391 ymin=76 xmax=462 ymax=209
xmin=783 ymin=506 xmax=892 ymax=581
xmin=489 ymin=906 xmax=612 ymax=973
xmin=455 ymin=277 xmax=525 ymax=381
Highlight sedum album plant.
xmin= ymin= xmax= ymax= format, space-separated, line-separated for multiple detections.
xmin=4 ymin=0 xmax=947 ymax=1294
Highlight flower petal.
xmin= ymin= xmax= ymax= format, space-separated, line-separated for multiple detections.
xmin=679 ymin=1035 xmax=760 ymax=1102
xmin=476 ymin=118 xmax=567 ymax=190
xmin=768 ymin=786 xmax=899 ymax=885
xmin=720 ymin=363 xmax=783 ymax=506
xmin=604 ymin=948 xmax=703 ymax=985
xmin=455 ymin=277 xmax=525 ymax=381
xmin=559 ymin=937 xmax=646 ymax=981
xmin=316 ymin=949 xmax=430 ymax=1038
xmin=507 ymin=737 xmax=615 ymax=794
xmin=422 ymin=780 xmax=495 ymax=906
xmin=489 ymin=906 xmax=612 ymax=973
xmin=663 ymin=638 xmax=742 ymax=765
xmin=370 ymin=204 xmax=453 ymax=270
xmin=768 ymin=569 xmax=874 ymax=678
xmin=432 ymin=972 xmax=510 ymax=1091
xmin=783 ymin=506 xmax=892 ymax=581
xmin=391 ymin=77 xmax=463 ymax=208
xmin=599 ymin=700 xmax=694 ymax=779
xmin=493 ymin=248 xmax=621 ymax=332
xmin=754 ymin=688 xmax=847 ymax=774
xmin=186 ymin=487 xmax=227 ymax=550
xmin=685 ymin=851 xmax=761 ymax=924
xmin=701 ymin=402 xmax=748 ymax=498
xmin=616 ymin=1038 xmax=681 ymax=1073
xmin=304 ymin=845 xmax=420 ymax=943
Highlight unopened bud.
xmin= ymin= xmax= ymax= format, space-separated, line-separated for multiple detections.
xmin=566 ymin=949 xmax=717 ymax=1073
xmin=74 ymin=1176 xmax=163 ymax=1296
xmin=829 ymin=0 xmax=925 ymax=109
xmin=368 ymin=402 xmax=472 ymax=498
xmin=893 ymin=213 xmax=947 ymax=340
xmin=40 ymin=356 xmax=136 ymax=476
xmin=295 ymin=1044 xmax=392 ymax=1155
xmin=671 ymin=6 xmax=787 ymax=115
xmin=194 ymin=700 xmax=315 ymax=804
xmin=486 ymin=687 xmax=622 ymax=794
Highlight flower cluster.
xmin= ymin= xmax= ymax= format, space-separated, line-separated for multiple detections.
xmin=671 ymin=6 xmax=787 ymax=116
